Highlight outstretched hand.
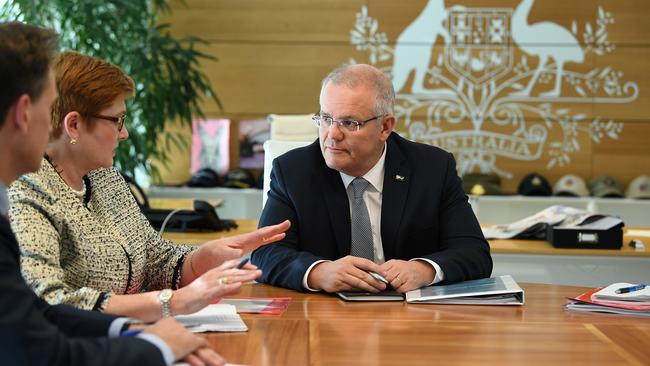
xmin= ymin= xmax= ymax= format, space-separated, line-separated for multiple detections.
xmin=192 ymin=220 xmax=291 ymax=275
xmin=175 ymin=259 xmax=262 ymax=315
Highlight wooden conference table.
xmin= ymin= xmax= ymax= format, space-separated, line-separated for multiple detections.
xmin=158 ymin=216 xmax=650 ymax=364
xmin=204 ymin=283 xmax=649 ymax=366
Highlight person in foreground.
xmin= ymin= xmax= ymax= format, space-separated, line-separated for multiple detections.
xmin=252 ymin=64 xmax=492 ymax=293
xmin=8 ymin=48 xmax=290 ymax=321
xmin=0 ymin=21 xmax=223 ymax=366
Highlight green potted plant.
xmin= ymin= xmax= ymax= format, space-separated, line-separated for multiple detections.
xmin=0 ymin=0 xmax=220 ymax=181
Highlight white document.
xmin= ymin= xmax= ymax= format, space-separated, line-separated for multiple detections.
xmin=175 ymin=304 xmax=248 ymax=333
xmin=482 ymin=205 xmax=588 ymax=239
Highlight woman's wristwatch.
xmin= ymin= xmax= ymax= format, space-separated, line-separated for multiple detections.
xmin=159 ymin=289 xmax=173 ymax=318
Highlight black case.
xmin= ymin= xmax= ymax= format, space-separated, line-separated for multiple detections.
xmin=547 ymin=222 xmax=624 ymax=249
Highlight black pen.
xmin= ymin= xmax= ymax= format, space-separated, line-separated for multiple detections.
xmin=236 ymin=257 xmax=250 ymax=269
xmin=615 ymin=284 xmax=646 ymax=294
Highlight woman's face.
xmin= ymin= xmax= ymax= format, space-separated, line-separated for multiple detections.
xmin=80 ymin=96 xmax=129 ymax=169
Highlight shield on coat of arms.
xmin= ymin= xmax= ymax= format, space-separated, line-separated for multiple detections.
xmin=445 ymin=9 xmax=513 ymax=86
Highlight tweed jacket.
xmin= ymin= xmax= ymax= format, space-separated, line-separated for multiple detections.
xmin=8 ymin=158 xmax=194 ymax=310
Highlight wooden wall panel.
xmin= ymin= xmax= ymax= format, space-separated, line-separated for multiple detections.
xmin=166 ymin=0 xmax=362 ymax=42
xmin=193 ymin=43 xmax=352 ymax=117
xmin=591 ymin=121 xmax=650 ymax=187
xmin=592 ymin=46 xmax=648 ymax=121
xmin=156 ymin=0 xmax=649 ymax=194
xmin=600 ymin=0 xmax=649 ymax=46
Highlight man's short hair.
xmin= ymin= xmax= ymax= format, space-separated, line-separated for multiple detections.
xmin=50 ymin=51 xmax=135 ymax=139
xmin=0 ymin=22 xmax=58 ymax=126
xmin=320 ymin=64 xmax=395 ymax=116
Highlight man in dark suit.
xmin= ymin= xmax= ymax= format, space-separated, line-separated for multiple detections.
xmin=0 ymin=22 xmax=222 ymax=366
xmin=252 ymin=64 xmax=492 ymax=293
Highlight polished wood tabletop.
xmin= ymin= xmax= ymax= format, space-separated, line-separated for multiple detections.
xmin=163 ymin=219 xmax=650 ymax=257
xmin=205 ymin=283 xmax=650 ymax=366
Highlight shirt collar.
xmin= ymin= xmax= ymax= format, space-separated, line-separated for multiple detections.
xmin=0 ymin=181 xmax=9 ymax=217
xmin=340 ymin=142 xmax=387 ymax=193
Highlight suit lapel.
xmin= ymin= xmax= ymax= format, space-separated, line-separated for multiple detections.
xmin=317 ymin=151 xmax=351 ymax=257
xmin=0 ymin=216 xmax=20 ymax=259
xmin=381 ymin=135 xmax=410 ymax=260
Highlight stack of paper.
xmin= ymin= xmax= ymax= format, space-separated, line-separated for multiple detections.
xmin=565 ymin=283 xmax=650 ymax=317
xmin=219 ymin=297 xmax=292 ymax=314
xmin=175 ymin=304 xmax=248 ymax=333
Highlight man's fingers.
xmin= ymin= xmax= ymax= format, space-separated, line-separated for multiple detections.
xmin=183 ymin=353 xmax=205 ymax=366
xmin=389 ymin=273 xmax=405 ymax=291
xmin=195 ymin=347 xmax=226 ymax=366
xmin=345 ymin=269 xmax=386 ymax=292
xmin=350 ymin=256 xmax=385 ymax=275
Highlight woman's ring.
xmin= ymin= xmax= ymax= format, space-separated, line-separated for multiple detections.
xmin=218 ymin=276 xmax=229 ymax=285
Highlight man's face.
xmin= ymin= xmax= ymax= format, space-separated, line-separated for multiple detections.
xmin=318 ymin=82 xmax=393 ymax=177
xmin=24 ymin=69 xmax=56 ymax=173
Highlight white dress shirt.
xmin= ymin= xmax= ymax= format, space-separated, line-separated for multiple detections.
xmin=303 ymin=143 xmax=444 ymax=290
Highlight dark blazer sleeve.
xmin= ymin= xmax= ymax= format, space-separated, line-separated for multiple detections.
xmin=0 ymin=218 xmax=165 ymax=366
xmin=416 ymin=152 xmax=492 ymax=283
xmin=252 ymin=156 xmax=325 ymax=291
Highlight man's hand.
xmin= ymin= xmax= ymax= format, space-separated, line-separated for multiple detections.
xmin=380 ymin=259 xmax=435 ymax=293
xmin=182 ymin=347 xmax=226 ymax=366
xmin=307 ymin=256 xmax=388 ymax=292
xmin=143 ymin=317 xmax=208 ymax=361
xmin=194 ymin=220 xmax=291 ymax=273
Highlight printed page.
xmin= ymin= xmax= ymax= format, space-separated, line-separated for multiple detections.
xmin=175 ymin=304 xmax=248 ymax=332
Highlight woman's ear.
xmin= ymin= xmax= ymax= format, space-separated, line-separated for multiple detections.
xmin=63 ymin=111 xmax=82 ymax=142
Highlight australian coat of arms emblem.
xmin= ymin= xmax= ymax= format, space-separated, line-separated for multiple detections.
xmin=350 ymin=0 xmax=639 ymax=178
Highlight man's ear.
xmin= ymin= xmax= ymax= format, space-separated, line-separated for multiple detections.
xmin=12 ymin=94 xmax=31 ymax=135
xmin=380 ymin=115 xmax=396 ymax=140
xmin=63 ymin=111 xmax=82 ymax=140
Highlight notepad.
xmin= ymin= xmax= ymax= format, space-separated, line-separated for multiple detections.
xmin=591 ymin=283 xmax=650 ymax=302
xmin=405 ymin=275 xmax=525 ymax=305
xmin=175 ymin=304 xmax=248 ymax=333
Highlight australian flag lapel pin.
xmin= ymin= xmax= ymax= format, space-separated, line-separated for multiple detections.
xmin=395 ymin=174 xmax=405 ymax=181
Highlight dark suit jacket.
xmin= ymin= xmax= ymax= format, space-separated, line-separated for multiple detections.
xmin=252 ymin=133 xmax=492 ymax=291
xmin=0 ymin=216 xmax=165 ymax=366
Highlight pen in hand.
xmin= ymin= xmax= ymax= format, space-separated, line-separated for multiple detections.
xmin=236 ymin=257 xmax=250 ymax=269
xmin=615 ymin=284 xmax=646 ymax=294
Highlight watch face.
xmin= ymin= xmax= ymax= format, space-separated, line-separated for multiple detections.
xmin=160 ymin=289 xmax=172 ymax=301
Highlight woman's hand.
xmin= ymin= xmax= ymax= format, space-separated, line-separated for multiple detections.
xmin=173 ymin=259 xmax=262 ymax=315
xmin=192 ymin=220 xmax=291 ymax=275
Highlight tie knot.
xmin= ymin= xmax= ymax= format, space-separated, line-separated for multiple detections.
xmin=351 ymin=177 xmax=370 ymax=199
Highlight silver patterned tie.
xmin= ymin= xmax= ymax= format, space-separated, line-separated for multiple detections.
xmin=349 ymin=177 xmax=374 ymax=261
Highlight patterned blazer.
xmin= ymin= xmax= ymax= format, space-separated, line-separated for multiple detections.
xmin=8 ymin=158 xmax=194 ymax=310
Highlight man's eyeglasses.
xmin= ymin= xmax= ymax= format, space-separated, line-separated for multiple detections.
xmin=91 ymin=114 xmax=126 ymax=132
xmin=312 ymin=114 xmax=383 ymax=132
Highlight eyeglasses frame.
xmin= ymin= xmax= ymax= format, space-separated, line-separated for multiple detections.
xmin=91 ymin=114 xmax=126 ymax=132
xmin=312 ymin=113 xmax=384 ymax=132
